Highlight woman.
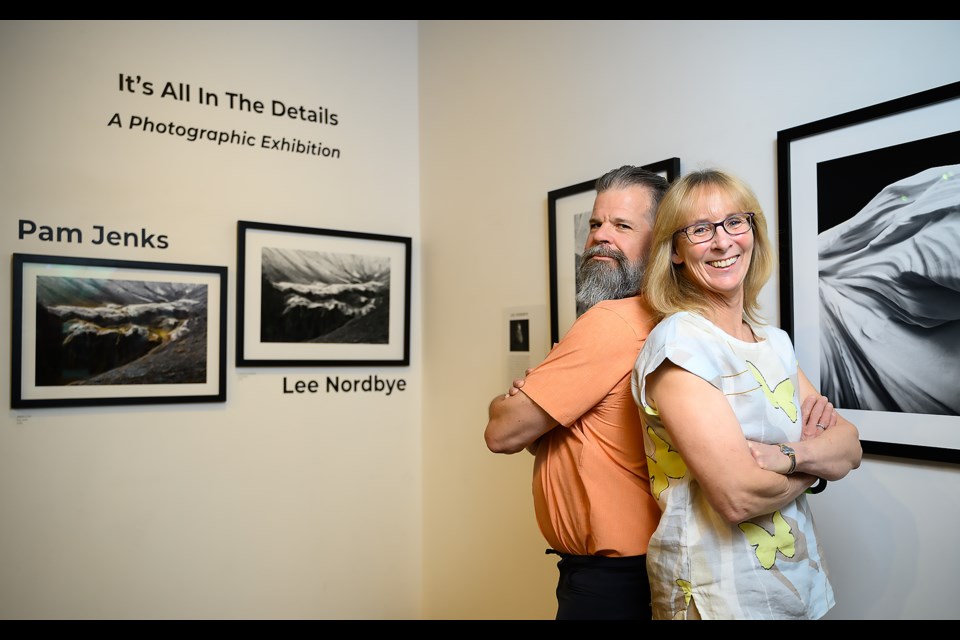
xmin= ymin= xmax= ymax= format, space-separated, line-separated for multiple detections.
xmin=631 ymin=169 xmax=862 ymax=620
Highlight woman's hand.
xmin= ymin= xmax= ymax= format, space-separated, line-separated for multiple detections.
xmin=747 ymin=393 xmax=838 ymax=474
xmin=800 ymin=393 xmax=836 ymax=440
xmin=747 ymin=441 xmax=793 ymax=474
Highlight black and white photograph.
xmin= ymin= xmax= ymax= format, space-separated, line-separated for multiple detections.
xmin=11 ymin=254 xmax=227 ymax=408
xmin=778 ymin=80 xmax=960 ymax=463
xmin=237 ymin=221 xmax=412 ymax=366
xmin=817 ymin=145 xmax=959 ymax=417
xmin=547 ymin=158 xmax=680 ymax=345
xmin=509 ymin=318 xmax=529 ymax=353
xmin=259 ymin=246 xmax=391 ymax=345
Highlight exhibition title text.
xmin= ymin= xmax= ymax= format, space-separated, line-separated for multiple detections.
xmin=111 ymin=73 xmax=343 ymax=159
xmin=119 ymin=74 xmax=338 ymax=124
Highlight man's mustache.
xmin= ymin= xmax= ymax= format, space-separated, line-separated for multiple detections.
xmin=582 ymin=245 xmax=626 ymax=263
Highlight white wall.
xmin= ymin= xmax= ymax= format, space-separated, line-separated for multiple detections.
xmin=0 ymin=20 xmax=422 ymax=619
xmin=419 ymin=20 xmax=960 ymax=619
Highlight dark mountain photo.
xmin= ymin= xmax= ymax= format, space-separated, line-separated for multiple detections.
xmin=259 ymin=246 xmax=390 ymax=344
xmin=34 ymin=276 xmax=208 ymax=386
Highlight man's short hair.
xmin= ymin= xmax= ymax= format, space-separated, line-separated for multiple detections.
xmin=595 ymin=165 xmax=670 ymax=222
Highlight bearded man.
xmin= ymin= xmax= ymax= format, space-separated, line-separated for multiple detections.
xmin=485 ymin=165 xmax=667 ymax=620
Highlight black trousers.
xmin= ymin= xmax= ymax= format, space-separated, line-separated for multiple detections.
xmin=549 ymin=549 xmax=652 ymax=620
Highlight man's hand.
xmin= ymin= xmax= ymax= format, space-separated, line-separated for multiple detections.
xmin=486 ymin=368 xmax=558 ymax=455
xmin=504 ymin=368 xmax=534 ymax=399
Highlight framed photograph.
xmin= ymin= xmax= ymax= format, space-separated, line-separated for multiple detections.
xmin=236 ymin=221 xmax=412 ymax=366
xmin=11 ymin=253 xmax=227 ymax=409
xmin=777 ymin=80 xmax=960 ymax=464
xmin=548 ymin=157 xmax=681 ymax=344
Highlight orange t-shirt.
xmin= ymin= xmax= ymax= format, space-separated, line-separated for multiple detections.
xmin=521 ymin=296 xmax=661 ymax=557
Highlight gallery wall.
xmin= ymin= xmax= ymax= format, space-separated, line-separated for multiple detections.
xmin=3 ymin=19 xmax=958 ymax=622
xmin=1 ymin=20 xmax=422 ymax=619
xmin=419 ymin=20 xmax=960 ymax=619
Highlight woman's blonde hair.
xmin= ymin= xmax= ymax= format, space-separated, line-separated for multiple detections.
xmin=641 ymin=168 xmax=774 ymax=324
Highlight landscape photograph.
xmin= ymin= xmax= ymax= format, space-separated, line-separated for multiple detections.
xmin=259 ymin=245 xmax=391 ymax=345
xmin=33 ymin=275 xmax=209 ymax=387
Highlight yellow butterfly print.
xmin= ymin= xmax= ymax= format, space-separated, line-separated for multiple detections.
xmin=745 ymin=360 xmax=798 ymax=422
xmin=647 ymin=426 xmax=686 ymax=500
xmin=738 ymin=510 xmax=796 ymax=569
xmin=677 ymin=579 xmax=693 ymax=607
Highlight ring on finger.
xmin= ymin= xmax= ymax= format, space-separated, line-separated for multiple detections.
xmin=816 ymin=423 xmax=827 ymax=430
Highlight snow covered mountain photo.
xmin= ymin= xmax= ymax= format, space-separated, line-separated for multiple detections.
xmin=259 ymin=246 xmax=391 ymax=344
xmin=34 ymin=275 xmax=208 ymax=386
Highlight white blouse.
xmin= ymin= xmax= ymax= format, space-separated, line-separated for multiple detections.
xmin=632 ymin=311 xmax=835 ymax=620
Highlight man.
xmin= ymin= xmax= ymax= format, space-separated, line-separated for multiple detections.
xmin=484 ymin=165 xmax=668 ymax=620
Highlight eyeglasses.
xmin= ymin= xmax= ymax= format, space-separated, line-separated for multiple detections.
xmin=675 ymin=212 xmax=755 ymax=244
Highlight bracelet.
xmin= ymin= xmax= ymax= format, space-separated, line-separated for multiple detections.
xmin=806 ymin=477 xmax=828 ymax=494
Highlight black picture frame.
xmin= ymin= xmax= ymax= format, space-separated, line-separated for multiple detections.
xmin=236 ymin=221 xmax=412 ymax=367
xmin=777 ymin=81 xmax=960 ymax=465
xmin=11 ymin=253 xmax=227 ymax=409
xmin=547 ymin=157 xmax=681 ymax=345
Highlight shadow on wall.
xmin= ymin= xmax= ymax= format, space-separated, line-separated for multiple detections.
xmin=818 ymin=456 xmax=916 ymax=620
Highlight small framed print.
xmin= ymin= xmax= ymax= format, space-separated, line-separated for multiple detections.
xmin=237 ymin=221 xmax=412 ymax=367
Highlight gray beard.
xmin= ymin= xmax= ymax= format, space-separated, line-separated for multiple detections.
xmin=575 ymin=245 xmax=645 ymax=314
